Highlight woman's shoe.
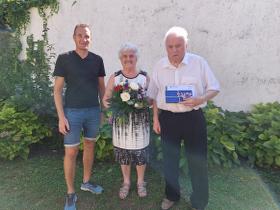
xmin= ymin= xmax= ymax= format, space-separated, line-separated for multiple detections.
xmin=119 ymin=183 xmax=130 ymax=199
xmin=137 ymin=182 xmax=147 ymax=197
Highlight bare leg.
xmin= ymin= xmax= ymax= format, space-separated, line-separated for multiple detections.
xmin=83 ymin=139 xmax=95 ymax=183
xmin=64 ymin=146 xmax=79 ymax=194
xmin=136 ymin=164 xmax=147 ymax=197
xmin=119 ymin=164 xmax=131 ymax=199
xmin=120 ymin=164 xmax=131 ymax=185
xmin=136 ymin=164 xmax=146 ymax=185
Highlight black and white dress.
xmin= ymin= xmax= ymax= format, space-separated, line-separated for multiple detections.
xmin=112 ymin=70 xmax=150 ymax=165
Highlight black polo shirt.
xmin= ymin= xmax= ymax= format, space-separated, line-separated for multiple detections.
xmin=53 ymin=50 xmax=106 ymax=108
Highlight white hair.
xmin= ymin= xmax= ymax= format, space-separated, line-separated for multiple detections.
xmin=118 ymin=42 xmax=139 ymax=59
xmin=164 ymin=26 xmax=188 ymax=44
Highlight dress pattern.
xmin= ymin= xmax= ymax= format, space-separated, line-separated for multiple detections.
xmin=112 ymin=70 xmax=150 ymax=165
xmin=112 ymin=70 xmax=150 ymax=150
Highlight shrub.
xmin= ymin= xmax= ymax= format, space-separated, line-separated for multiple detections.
xmin=95 ymin=122 xmax=114 ymax=161
xmin=205 ymin=102 xmax=248 ymax=167
xmin=78 ymin=114 xmax=114 ymax=161
xmin=74 ymin=102 xmax=280 ymax=169
xmin=5 ymin=35 xmax=55 ymax=116
xmin=0 ymin=103 xmax=52 ymax=160
xmin=244 ymin=102 xmax=280 ymax=168
xmin=152 ymin=102 xmax=248 ymax=169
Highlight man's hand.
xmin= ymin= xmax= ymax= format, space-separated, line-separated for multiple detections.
xmin=180 ymin=91 xmax=219 ymax=108
xmin=179 ymin=96 xmax=204 ymax=108
xmin=58 ymin=117 xmax=70 ymax=135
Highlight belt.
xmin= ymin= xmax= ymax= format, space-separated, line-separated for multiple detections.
xmin=159 ymin=108 xmax=199 ymax=114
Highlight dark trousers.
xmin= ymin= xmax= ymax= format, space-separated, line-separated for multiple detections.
xmin=159 ymin=109 xmax=209 ymax=209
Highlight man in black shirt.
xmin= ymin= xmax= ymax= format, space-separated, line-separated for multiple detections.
xmin=53 ymin=24 xmax=105 ymax=210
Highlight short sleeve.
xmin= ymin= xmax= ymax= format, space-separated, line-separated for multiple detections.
xmin=53 ymin=55 xmax=66 ymax=77
xmin=98 ymin=58 xmax=106 ymax=77
xmin=147 ymin=68 xmax=159 ymax=100
xmin=202 ymin=60 xmax=220 ymax=92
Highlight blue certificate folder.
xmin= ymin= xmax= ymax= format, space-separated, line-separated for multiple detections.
xmin=165 ymin=85 xmax=194 ymax=103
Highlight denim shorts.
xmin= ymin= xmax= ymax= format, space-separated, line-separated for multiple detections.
xmin=64 ymin=107 xmax=100 ymax=147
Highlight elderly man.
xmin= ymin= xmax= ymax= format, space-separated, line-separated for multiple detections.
xmin=148 ymin=26 xmax=220 ymax=210
xmin=53 ymin=24 xmax=105 ymax=210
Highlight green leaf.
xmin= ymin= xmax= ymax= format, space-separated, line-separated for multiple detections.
xmin=221 ymin=140 xmax=235 ymax=151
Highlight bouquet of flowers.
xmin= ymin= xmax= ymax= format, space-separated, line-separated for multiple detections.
xmin=109 ymin=79 xmax=149 ymax=123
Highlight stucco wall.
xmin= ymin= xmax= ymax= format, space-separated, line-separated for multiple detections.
xmin=21 ymin=0 xmax=280 ymax=111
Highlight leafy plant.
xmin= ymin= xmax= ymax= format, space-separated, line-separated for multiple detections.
xmin=95 ymin=122 xmax=114 ymax=161
xmin=0 ymin=32 xmax=22 ymax=101
xmin=150 ymin=102 xmax=248 ymax=168
xmin=0 ymin=0 xmax=59 ymax=33
xmin=244 ymin=102 xmax=280 ymax=168
xmin=0 ymin=0 xmax=59 ymax=157
xmin=79 ymin=113 xmax=114 ymax=161
xmin=204 ymin=102 xmax=248 ymax=167
xmin=3 ymin=35 xmax=55 ymax=115
xmin=0 ymin=0 xmax=58 ymax=115
xmin=0 ymin=103 xmax=51 ymax=160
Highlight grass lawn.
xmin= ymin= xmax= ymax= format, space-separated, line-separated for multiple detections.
xmin=0 ymin=152 xmax=279 ymax=210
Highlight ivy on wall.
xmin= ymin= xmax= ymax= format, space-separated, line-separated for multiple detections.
xmin=0 ymin=0 xmax=59 ymax=33
xmin=0 ymin=0 xmax=60 ymax=160
xmin=0 ymin=0 xmax=59 ymax=111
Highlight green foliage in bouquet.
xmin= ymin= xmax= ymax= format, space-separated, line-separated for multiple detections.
xmin=244 ymin=102 xmax=280 ymax=168
xmin=109 ymin=80 xmax=149 ymax=124
xmin=0 ymin=103 xmax=51 ymax=160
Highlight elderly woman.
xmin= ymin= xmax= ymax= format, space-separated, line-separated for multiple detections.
xmin=103 ymin=43 xmax=150 ymax=199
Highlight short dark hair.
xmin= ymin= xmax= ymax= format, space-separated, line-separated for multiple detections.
xmin=73 ymin=24 xmax=90 ymax=35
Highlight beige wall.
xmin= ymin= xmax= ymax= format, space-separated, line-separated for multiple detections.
xmin=22 ymin=0 xmax=280 ymax=111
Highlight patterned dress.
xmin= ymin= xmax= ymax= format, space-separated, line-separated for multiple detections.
xmin=112 ymin=70 xmax=150 ymax=165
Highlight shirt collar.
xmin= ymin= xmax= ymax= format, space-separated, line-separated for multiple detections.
xmin=163 ymin=53 xmax=189 ymax=68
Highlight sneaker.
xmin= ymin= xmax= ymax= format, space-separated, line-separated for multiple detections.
xmin=80 ymin=181 xmax=103 ymax=194
xmin=161 ymin=198 xmax=175 ymax=210
xmin=64 ymin=193 xmax=77 ymax=210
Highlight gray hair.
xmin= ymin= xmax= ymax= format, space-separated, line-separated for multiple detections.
xmin=118 ymin=42 xmax=139 ymax=59
xmin=164 ymin=26 xmax=188 ymax=44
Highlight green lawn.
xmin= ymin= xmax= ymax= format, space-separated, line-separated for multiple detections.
xmin=0 ymin=152 xmax=279 ymax=210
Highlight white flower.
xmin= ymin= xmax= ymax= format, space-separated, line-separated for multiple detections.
xmin=127 ymin=100 xmax=134 ymax=105
xmin=134 ymin=103 xmax=143 ymax=109
xmin=119 ymin=81 xmax=125 ymax=86
xmin=129 ymin=82 xmax=139 ymax=90
xmin=120 ymin=92 xmax=130 ymax=102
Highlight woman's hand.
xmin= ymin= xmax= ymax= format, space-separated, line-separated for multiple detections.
xmin=153 ymin=117 xmax=161 ymax=134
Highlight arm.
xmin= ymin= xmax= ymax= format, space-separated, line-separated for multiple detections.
xmin=53 ymin=76 xmax=69 ymax=135
xmin=152 ymin=100 xmax=161 ymax=134
xmin=180 ymin=90 xmax=219 ymax=108
xmin=102 ymin=74 xmax=115 ymax=109
xmin=145 ymin=75 xmax=153 ymax=106
xmin=181 ymin=59 xmax=220 ymax=108
xmin=98 ymin=76 xmax=106 ymax=110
